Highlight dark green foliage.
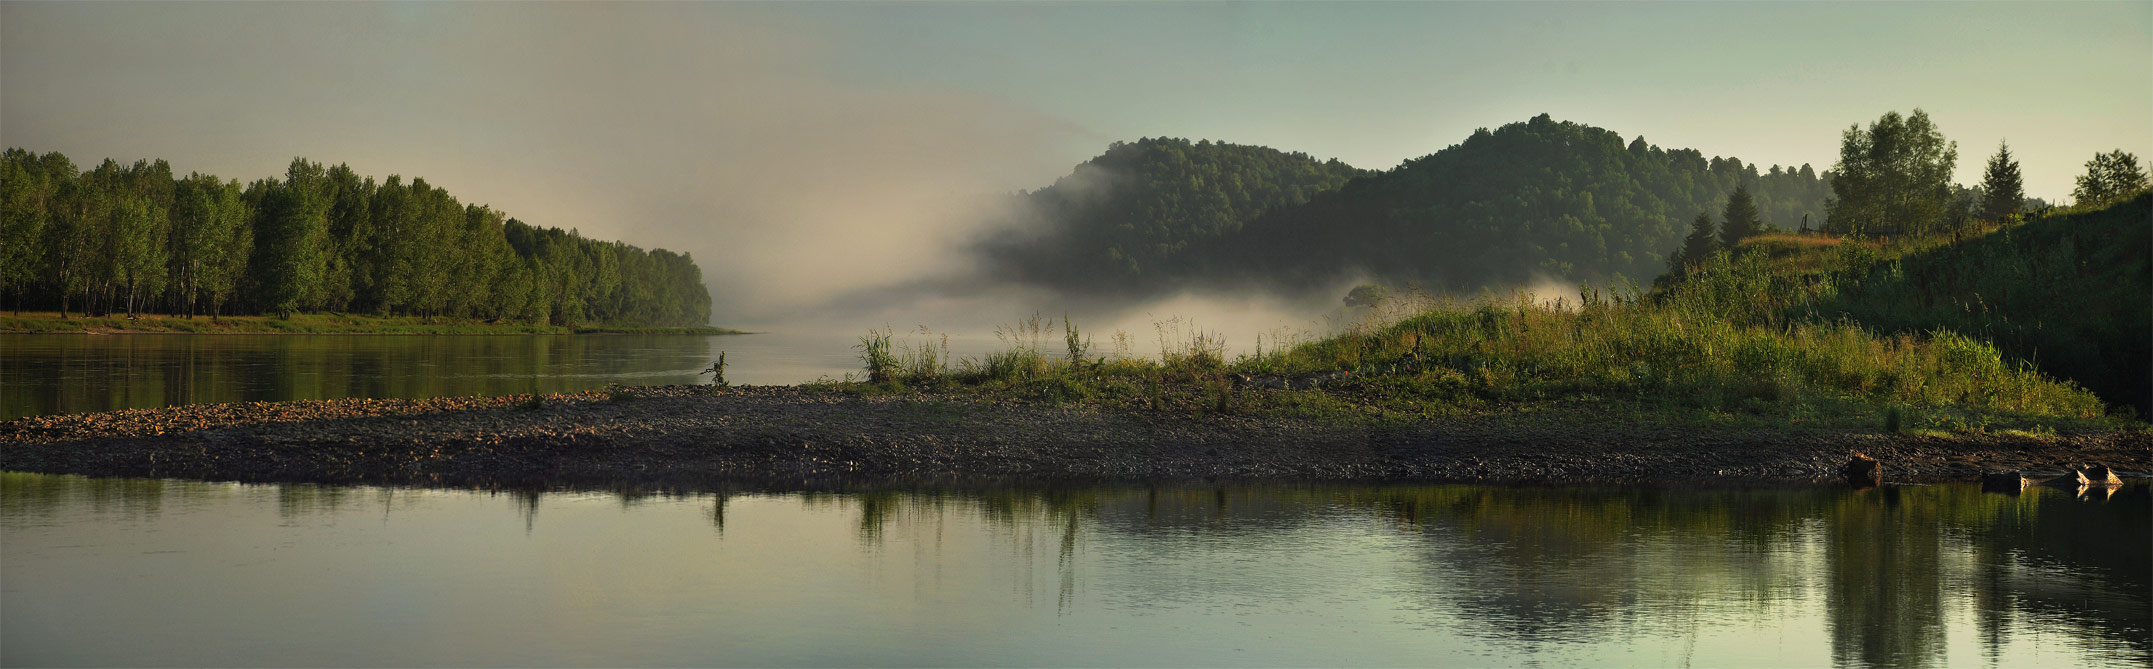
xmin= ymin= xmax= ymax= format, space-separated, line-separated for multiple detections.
xmin=1979 ymin=142 xmax=2024 ymax=221
xmin=252 ymin=158 xmax=332 ymax=318
xmin=0 ymin=149 xmax=57 ymax=313
xmin=1211 ymin=115 xmax=1829 ymax=295
xmin=2071 ymin=150 xmax=2148 ymax=207
xmin=981 ymin=137 xmax=1368 ymax=292
xmin=1719 ymin=185 xmax=1763 ymax=248
xmin=2 ymin=148 xmax=710 ymax=326
xmin=1825 ymin=109 xmax=1958 ymax=237
xmin=981 ymin=116 xmax=1828 ymax=298
xmin=170 ymin=173 xmax=251 ymax=317
xmin=1659 ymin=194 xmax=2153 ymax=415
xmin=1670 ymin=212 xmax=1719 ymax=277
xmin=1819 ymin=196 xmax=2152 ymax=415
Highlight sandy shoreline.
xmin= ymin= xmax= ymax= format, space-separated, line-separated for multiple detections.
xmin=3 ymin=385 xmax=2146 ymax=490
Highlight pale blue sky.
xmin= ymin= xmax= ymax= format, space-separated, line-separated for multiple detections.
xmin=4 ymin=1 xmax=2148 ymax=318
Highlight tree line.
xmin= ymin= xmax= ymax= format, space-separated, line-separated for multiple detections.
xmin=0 ymin=150 xmax=710 ymax=326
xmin=1820 ymin=108 xmax=2145 ymax=238
xmin=1658 ymin=108 xmax=2145 ymax=279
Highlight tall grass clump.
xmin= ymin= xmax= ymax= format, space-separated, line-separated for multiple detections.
xmin=857 ymin=326 xmax=897 ymax=385
xmin=1064 ymin=314 xmax=1091 ymax=364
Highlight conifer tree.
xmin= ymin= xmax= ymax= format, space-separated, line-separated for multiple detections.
xmin=1672 ymin=212 xmax=1717 ymax=274
xmin=1978 ymin=142 xmax=2024 ymax=221
xmin=1719 ymin=185 xmax=1762 ymax=248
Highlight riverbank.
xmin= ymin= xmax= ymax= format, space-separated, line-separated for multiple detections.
xmin=3 ymin=385 xmax=2144 ymax=490
xmin=0 ymin=312 xmax=747 ymax=335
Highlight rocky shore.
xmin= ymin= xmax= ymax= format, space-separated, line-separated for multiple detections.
xmin=3 ymin=385 xmax=2146 ymax=491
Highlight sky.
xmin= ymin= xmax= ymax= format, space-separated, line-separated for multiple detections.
xmin=4 ymin=1 xmax=2149 ymax=326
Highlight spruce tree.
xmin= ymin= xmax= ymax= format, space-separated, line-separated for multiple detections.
xmin=1673 ymin=212 xmax=1717 ymax=274
xmin=1719 ymin=185 xmax=1762 ymax=248
xmin=1979 ymin=141 xmax=2024 ymax=220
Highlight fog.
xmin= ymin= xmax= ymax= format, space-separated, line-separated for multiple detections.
xmin=0 ymin=1 xmax=1972 ymax=367
xmin=0 ymin=3 xmax=1408 ymax=350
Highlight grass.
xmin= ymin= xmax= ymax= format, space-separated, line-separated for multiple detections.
xmin=0 ymin=312 xmax=747 ymax=336
xmin=814 ymin=225 xmax=2138 ymax=437
xmin=1658 ymin=193 xmax=2151 ymax=415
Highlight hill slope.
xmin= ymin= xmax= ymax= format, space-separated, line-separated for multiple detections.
xmin=1659 ymin=193 xmax=2152 ymax=415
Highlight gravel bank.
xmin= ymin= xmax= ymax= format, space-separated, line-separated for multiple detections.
xmin=3 ymin=385 xmax=2146 ymax=490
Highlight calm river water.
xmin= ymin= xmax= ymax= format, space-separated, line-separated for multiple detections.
xmin=0 ymin=333 xmax=878 ymax=419
xmin=2 ymin=475 xmax=2145 ymax=667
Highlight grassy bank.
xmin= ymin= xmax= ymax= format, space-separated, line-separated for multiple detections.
xmin=0 ymin=312 xmax=747 ymax=336
xmin=815 ymin=240 xmax=2138 ymax=438
xmin=1661 ymin=193 xmax=2151 ymax=414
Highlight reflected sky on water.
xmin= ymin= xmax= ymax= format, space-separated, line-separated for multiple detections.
xmin=3 ymin=475 xmax=2145 ymax=667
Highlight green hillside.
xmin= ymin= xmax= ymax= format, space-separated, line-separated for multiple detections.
xmin=1658 ymin=193 xmax=2152 ymax=415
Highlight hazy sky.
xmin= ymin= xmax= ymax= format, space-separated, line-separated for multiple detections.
xmin=5 ymin=1 xmax=2148 ymax=323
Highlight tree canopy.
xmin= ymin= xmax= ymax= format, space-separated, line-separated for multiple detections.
xmin=978 ymin=137 xmax=1367 ymax=292
xmin=0 ymin=148 xmax=710 ymax=326
xmin=1978 ymin=141 xmax=2024 ymax=221
xmin=1824 ymin=109 xmax=1957 ymax=236
xmin=1719 ymin=185 xmax=1763 ymax=249
xmin=2072 ymin=150 xmax=2148 ymax=208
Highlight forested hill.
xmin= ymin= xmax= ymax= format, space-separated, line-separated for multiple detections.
xmin=983 ymin=115 xmax=1831 ymax=297
xmin=976 ymin=137 xmax=1368 ymax=292
xmin=1212 ymin=115 xmax=1830 ymax=292
xmin=0 ymin=149 xmax=710 ymax=327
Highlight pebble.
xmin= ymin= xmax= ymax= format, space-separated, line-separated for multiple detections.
xmin=2 ymin=385 xmax=2147 ymax=491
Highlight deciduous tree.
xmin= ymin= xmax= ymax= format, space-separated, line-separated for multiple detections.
xmin=1825 ymin=110 xmax=1957 ymax=236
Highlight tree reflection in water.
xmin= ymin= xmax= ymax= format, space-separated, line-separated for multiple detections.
xmin=5 ymin=474 xmax=2143 ymax=666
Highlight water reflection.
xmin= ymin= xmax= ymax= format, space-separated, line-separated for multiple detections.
xmin=2 ymin=475 xmax=2144 ymax=667
xmin=0 ymin=334 xmax=742 ymax=418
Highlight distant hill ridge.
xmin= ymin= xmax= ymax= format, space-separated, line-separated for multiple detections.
xmin=977 ymin=136 xmax=1368 ymax=292
xmin=983 ymin=114 xmax=1831 ymax=296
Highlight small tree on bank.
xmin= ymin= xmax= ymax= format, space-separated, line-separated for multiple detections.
xmin=1719 ymin=185 xmax=1762 ymax=248
xmin=1826 ymin=109 xmax=1958 ymax=236
xmin=2073 ymin=150 xmax=2148 ymax=208
xmin=1979 ymin=141 xmax=2024 ymax=221
xmin=1668 ymin=212 xmax=1718 ymax=276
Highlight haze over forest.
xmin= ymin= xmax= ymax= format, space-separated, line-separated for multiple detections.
xmin=4 ymin=2 xmax=2148 ymax=337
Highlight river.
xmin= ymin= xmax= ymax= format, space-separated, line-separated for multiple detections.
xmin=0 ymin=332 xmax=876 ymax=419
xmin=2 ymin=474 xmax=2145 ymax=667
